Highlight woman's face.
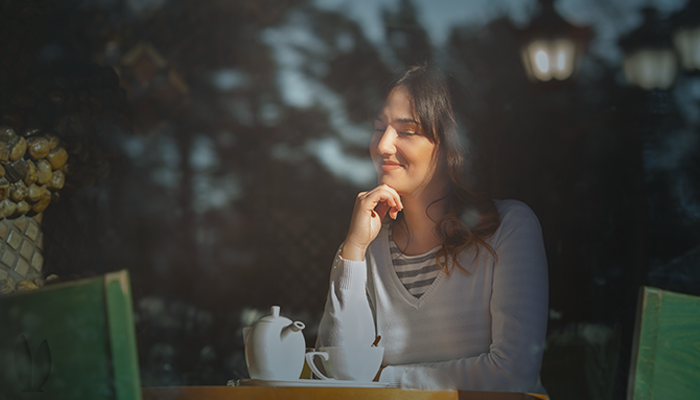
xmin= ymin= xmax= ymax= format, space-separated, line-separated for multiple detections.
xmin=370 ymin=85 xmax=447 ymax=198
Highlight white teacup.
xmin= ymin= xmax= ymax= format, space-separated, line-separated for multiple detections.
xmin=305 ymin=346 xmax=384 ymax=382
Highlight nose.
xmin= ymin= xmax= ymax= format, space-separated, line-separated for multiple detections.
xmin=375 ymin=126 xmax=397 ymax=156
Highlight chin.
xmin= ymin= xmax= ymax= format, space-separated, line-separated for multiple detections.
xmin=378 ymin=181 xmax=407 ymax=196
xmin=377 ymin=176 xmax=395 ymax=188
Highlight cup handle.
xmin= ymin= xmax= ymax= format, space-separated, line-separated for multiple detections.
xmin=305 ymin=351 xmax=333 ymax=380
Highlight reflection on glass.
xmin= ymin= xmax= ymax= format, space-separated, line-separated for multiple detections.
xmin=622 ymin=49 xmax=677 ymax=90
xmin=522 ymin=39 xmax=576 ymax=82
xmin=674 ymin=27 xmax=700 ymax=71
xmin=535 ymin=50 xmax=549 ymax=74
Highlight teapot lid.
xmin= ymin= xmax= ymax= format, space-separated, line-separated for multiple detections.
xmin=258 ymin=305 xmax=288 ymax=323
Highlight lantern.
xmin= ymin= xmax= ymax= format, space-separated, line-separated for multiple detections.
xmin=620 ymin=8 xmax=677 ymax=90
xmin=517 ymin=0 xmax=592 ymax=82
xmin=672 ymin=0 xmax=700 ymax=72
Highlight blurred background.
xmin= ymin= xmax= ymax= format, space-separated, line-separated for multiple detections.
xmin=1 ymin=0 xmax=700 ymax=398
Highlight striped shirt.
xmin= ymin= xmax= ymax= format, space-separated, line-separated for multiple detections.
xmin=389 ymin=232 xmax=443 ymax=298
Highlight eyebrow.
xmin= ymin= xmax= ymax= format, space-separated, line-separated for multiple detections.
xmin=374 ymin=116 xmax=419 ymax=124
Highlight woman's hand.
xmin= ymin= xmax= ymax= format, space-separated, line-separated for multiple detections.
xmin=341 ymin=184 xmax=403 ymax=261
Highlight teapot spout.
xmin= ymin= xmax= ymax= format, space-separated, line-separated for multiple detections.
xmin=281 ymin=321 xmax=305 ymax=340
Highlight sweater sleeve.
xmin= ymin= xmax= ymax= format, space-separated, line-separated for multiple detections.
xmin=379 ymin=202 xmax=549 ymax=393
xmin=316 ymin=246 xmax=377 ymax=350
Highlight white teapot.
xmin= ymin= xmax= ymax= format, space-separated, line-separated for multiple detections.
xmin=243 ymin=305 xmax=306 ymax=380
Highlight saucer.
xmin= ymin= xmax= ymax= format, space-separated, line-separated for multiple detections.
xmin=234 ymin=378 xmax=389 ymax=388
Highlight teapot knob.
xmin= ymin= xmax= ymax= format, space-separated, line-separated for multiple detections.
xmin=271 ymin=305 xmax=280 ymax=317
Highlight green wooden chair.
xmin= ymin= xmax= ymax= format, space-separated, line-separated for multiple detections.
xmin=0 ymin=269 xmax=141 ymax=400
xmin=627 ymin=286 xmax=700 ymax=400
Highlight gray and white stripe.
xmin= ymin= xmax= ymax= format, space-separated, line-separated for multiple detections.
xmin=389 ymin=234 xmax=442 ymax=298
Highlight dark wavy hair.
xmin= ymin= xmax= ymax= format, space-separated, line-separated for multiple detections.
xmin=385 ymin=65 xmax=500 ymax=275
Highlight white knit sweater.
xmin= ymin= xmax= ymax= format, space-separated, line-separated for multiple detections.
xmin=317 ymin=199 xmax=549 ymax=394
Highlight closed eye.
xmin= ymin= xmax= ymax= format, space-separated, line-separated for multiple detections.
xmin=373 ymin=116 xmax=420 ymax=136
xmin=373 ymin=121 xmax=386 ymax=132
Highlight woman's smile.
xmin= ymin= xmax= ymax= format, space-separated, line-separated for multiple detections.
xmin=380 ymin=160 xmax=404 ymax=172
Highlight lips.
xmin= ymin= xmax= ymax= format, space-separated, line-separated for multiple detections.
xmin=380 ymin=161 xmax=403 ymax=171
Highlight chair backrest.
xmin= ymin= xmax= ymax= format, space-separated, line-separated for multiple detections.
xmin=627 ymin=286 xmax=700 ymax=400
xmin=0 ymin=269 xmax=141 ymax=400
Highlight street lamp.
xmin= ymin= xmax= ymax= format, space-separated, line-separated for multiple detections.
xmin=672 ymin=0 xmax=700 ymax=72
xmin=518 ymin=0 xmax=591 ymax=82
xmin=620 ymin=8 xmax=677 ymax=90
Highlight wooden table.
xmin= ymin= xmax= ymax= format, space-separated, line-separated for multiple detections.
xmin=142 ymin=386 xmax=547 ymax=400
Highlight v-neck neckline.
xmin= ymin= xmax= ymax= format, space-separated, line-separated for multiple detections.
xmin=380 ymin=225 xmax=445 ymax=308
xmin=389 ymin=229 xmax=442 ymax=260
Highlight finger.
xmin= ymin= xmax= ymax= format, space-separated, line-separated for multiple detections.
xmin=375 ymin=201 xmax=391 ymax=220
xmin=386 ymin=194 xmax=402 ymax=215
xmin=377 ymin=197 xmax=399 ymax=220
xmin=361 ymin=191 xmax=390 ymax=211
xmin=376 ymin=185 xmax=403 ymax=211
xmin=366 ymin=187 xmax=402 ymax=211
xmin=389 ymin=204 xmax=400 ymax=220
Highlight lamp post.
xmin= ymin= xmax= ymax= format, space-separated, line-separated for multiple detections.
xmin=517 ymin=0 xmax=591 ymax=82
xmin=620 ymin=8 xmax=678 ymax=90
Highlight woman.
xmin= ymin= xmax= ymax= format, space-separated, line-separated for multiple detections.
xmin=316 ymin=65 xmax=548 ymax=394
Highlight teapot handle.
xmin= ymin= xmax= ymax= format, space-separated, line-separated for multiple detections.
xmin=305 ymin=352 xmax=333 ymax=380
